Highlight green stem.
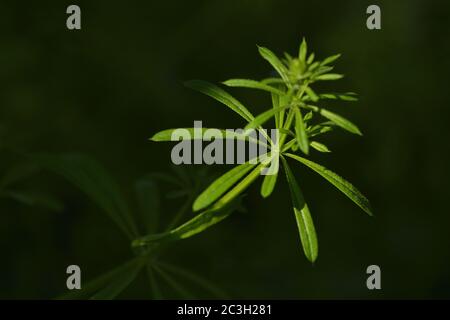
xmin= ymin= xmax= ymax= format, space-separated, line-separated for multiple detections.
xmin=279 ymin=81 xmax=310 ymax=148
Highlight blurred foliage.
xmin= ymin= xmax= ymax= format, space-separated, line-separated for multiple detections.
xmin=1 ymin=0 xmax=450 ymax=299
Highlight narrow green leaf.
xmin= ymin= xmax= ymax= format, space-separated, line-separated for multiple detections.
xmin=278 ymin=128 xmax=295 ymax=137
xmin=223 ymin=79 xmax=285 ymax=95
xmin=307 ymin=123 xmax=334 ymax=137
xmin=151 ymin=128 xmax=266 ymax=147
xmin=321 ymin=54 xmax=341 ymax=66
xmin=193 ymin=163 xmax=257 ymax=212
xmin=244 ymin=105 xmax=289 ymax=130
xmin=258 ymin=46 xmax=290 ymax=83
xmin=294 ymin=108 xmax=309 ymax=155
xmin=170 ymin=198 xmax=240 ymax=240
xmin=260 ymin=157 xmax=279 ymax=198
xmin=281 ymin=138 xmax=298 ymax=153
xmin=312 ymin=66 xmax=334 ymax=77
xmin=90 ymin=260 xmax=144 ymax=300
xmin=305 ymin=86 xmax=319 ymax=102
xmin=315 ymin=74 xmax=344 ymax=81
xmin=299 ymin=38 xmax=307 ymax=62
xmin=261 ymin=78 xmax=285 ymax=85
xmin=281 ymin=157 xmax=318 ymax=262
xmin=305 ymin=105 xmax=362 ymax=135
xmin=133 ymin=164 xmax=264 ymax=247
xmin=185 ymin=80 xmax=254 ymax=122
xmin=285 ymin=153 xmax=372 ymax=216
xmin=304 ymin=111 xmax=313 ymax=122
xmin=209 ymin=162 xmax=264 ymax=210
xmin=34 ymin=154 xmax=138 ymax=239
xmin=320 ymin=92 xmax=358 ymax=101
xmin=303 ymin=92 xmax=358 ymax=102
xmin=151 ymin=128 xmax=208 ymax=141
xmin=308 ymin=61 xmax=320 ymax=72
xmin=282 ymin=53 xmax=292 ymax=66
xmin=310 ymin=141 xmax=331 ymax=153
xmin=320 ymin=109 xmax=361 ymax=135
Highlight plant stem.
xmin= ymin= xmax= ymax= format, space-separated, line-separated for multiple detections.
xmin=279 ymin=81 xmax=309 ymax=148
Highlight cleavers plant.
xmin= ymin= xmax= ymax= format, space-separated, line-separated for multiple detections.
xmin=142 ymin=38 xmax=372 ymax=263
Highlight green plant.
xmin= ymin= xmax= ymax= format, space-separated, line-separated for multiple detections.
xmin=0 ymin=159 xmax=63 ymax=212
xmin=34 ymin=154 xmax=229 ymax=299
xmin=145 ymin=38 xmax=372 ymax=262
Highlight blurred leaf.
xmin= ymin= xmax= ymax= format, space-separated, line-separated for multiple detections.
xmin=281 ymin=157 xmax=318 ymax=263
xmin=184 ymin=80 xmax=254 ymax=122
xmin=193 ymin=163 xmax=256 ymax=212
xmin=0 ymin=162 xmax=39 ymax=190
xmin=170 ymin=165 xmax=192 ymax=188
xmin=165 ymin=189 xmax=189 ymax=199
xmin=90 ymin=259 xmax=144 ymax=300
xmin=135 ymin=177 xmax=161 ymax=234
xmin=153 ymin=265 xmax=193 ymax=299
xmin=34 ymin=154 xmax=138 ymax=239
xmin=144 ymin=172 xmax=184 ymax=187
xmin=223 ymin=79 xmax=285 ymax=95
xmin=146 ymin=265 xmax=163 ymax=299
xmin=156 ymin=261 xmax=229 ymax=298
xmin=285 ymin=153 xmax=372 ymax=216
xmin=0 ymin=190 xmax=63 ymax=212
xmin=57 ymin=258 xmax=141 ymax=300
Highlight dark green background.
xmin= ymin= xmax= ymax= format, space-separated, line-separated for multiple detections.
xmin=1 ymin=0 xmax=449 ymax=299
